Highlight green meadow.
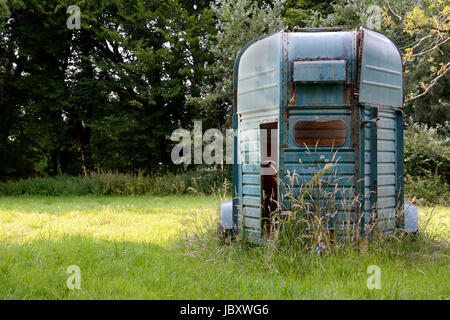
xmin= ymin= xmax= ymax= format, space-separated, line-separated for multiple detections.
xmin=0 ymin=195 xmax=448 ymax=299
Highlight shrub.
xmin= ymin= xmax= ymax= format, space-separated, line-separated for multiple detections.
xmin=404 ymin=122 xmax=449 ymax=182
xmin=405 ymin=174 xmax=450 ymax=206
xmin=404 ymin=122 xmax=450 ymax=206
xmin=0 ymin=169 xmax=232 ymax=197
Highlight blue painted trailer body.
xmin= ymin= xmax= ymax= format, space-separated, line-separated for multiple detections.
xmin=231 ymin=28 xmax=404 ymax=242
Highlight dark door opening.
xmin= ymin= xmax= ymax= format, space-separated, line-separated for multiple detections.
xmin=260 ymin=122 xmax=278 ymax=235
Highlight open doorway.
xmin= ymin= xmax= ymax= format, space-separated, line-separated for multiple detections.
xmin=260 ymin=122 xmax=278 ymax=235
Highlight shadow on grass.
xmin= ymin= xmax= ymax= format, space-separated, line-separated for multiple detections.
xmin=0 ymin=235 xmax=209 ymax=299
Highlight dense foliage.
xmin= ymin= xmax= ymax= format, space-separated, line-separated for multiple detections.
xmin=312 ymin=0 xmax=449 ymax=127
xmin=0 ymin=0 xmax=217 ymax=177
xmin=0 ymin=169 xmax=231 ymax=196
xmin=404 ymin=122 xmax=449 ymax=205
xmin=0 ymin=0 xmax=448 ymax=203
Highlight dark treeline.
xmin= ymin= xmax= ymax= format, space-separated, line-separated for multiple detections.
xmin=0 ymin=0 xmax=448 ymax=179
xmin=1 ymin=0 xmax=219 ymax=178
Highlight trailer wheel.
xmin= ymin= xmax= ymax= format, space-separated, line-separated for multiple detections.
xmin=218 ymin=222 xmax=232 ymax=245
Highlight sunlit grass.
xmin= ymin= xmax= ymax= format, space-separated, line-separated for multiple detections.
xmin=417 ymin=206 xmax=450 ymax=241
xmin=0 ymin=195 xmax=219 ymax=245
xmin=0 ymin=195 xmax=448 ymax=299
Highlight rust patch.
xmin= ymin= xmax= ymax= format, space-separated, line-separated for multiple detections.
xmin=294 ymin=56 xmax=345 ymax=62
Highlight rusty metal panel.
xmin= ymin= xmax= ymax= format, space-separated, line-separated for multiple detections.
xmin=283 ymin=31 xmax=356 ymax=237
xmin=231 ymin=29 xmax=404 ymax=241
xmin=293 ymin=60 xmax=346 ymax=83
xmin=287 ymin=32 xmax=353 ymax=106
xmin=287 ymin=32 xmax=354 ymax=84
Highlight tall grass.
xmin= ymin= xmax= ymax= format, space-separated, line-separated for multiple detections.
xmin=263 ymin=158 xmax=393 ymax=259
xmin=185 ymin=193 xmax=448 ymax=290
xmin=185 ymin=153 xmax=441 ymax=280
xmin=184 ymin=200 xmax=448 ymax=296
xmin=0 ymin=169 xmax=231 ymax=196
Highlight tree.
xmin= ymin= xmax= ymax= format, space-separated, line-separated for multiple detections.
xmin=283 ymin=0 xmax=333 ymax=29
xmin=311 ymin=0 xmax=449 ymax=127
xmin=191 ymin=0 xmax=286 ymax=132
xmin=0 ymin=0 xmax=217 ymax=177
xmin=86 ymin=0 xmax=216 ymax=172
xmin=398 ymin=1 xmax=449 ymax=126
xmin=0 ymin=0 xmax=31 ymax=178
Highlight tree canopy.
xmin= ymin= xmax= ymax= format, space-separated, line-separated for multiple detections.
xmin=0 ymin=0 xmax=448 ymax=179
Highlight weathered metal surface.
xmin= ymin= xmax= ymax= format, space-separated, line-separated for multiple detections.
xmin=237 ymin=34 xmax=281 ymax=115
xmin=375 ymin=108 xmax=398 ymax=233
xmin=354 ymin=29 xmax=364 ymax=236
xmin=235 ymin=33 xmax=282 ymax=239
xmin=284 ymin=31 xmax=357 ymax=238
xmin=220 ymin=201 xmax=233 ymax=229
xmin=231 ymin=28 xmax=403 ymax=242
xmin=361 ymin=105 xmax=379 ymax=233
xmin=293 ymin=60 xmax=346 ymax=83
xmin=396 ymin=110 xmax=405 ymax=229
xmin=231 ymin=113 xmax=242 ymax=233
xmin=359 ymin=30 xmax=403 ymax=107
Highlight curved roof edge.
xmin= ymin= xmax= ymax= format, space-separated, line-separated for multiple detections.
xmin=359 ymin=28 xmax=403 ymax=108
xmin=233 ymin=32 xmax=281 ymax=114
